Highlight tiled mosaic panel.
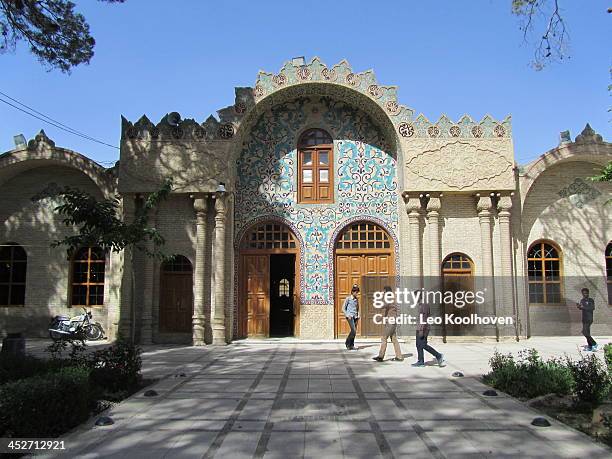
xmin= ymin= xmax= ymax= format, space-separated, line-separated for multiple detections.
xmin=235 ymin=96 xmax=398 ymax=304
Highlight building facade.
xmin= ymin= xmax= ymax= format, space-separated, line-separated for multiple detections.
xmin=1 ymin=58 xmax=611 ymax=343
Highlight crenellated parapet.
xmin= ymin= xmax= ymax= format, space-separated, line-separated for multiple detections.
xmin=406 ymin=113 xmax=512 ymax=140
xmin=253 ymin=57 xmax=414 ymax=127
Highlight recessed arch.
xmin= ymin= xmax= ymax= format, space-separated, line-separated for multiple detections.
xmin=332 ymin=219 xmax=396 ymax=338
xmin=236 ymin=218 xmax=302 ymax=338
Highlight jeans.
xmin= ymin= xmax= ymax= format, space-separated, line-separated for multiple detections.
xmin=378 ymin=323 xmax=402 ymax=359
xmin=416 ymin=331 xmax=441 ymax=363
xmin=345 ymin=316 xmax=358 ymax=348
xmin=582 ymin=322 xmax=597 ymax=347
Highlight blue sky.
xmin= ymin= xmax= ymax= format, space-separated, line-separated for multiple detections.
xmin=0 ymin=0 xmax=609 ymax=165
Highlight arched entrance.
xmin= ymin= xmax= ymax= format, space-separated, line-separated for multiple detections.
xmin=159 ymin=255 xmax=193 ymax=333
xmin=238 ymin=221 xmax=300 ymax=338
xmin=334 ymin=222 xmax=395 ymax=337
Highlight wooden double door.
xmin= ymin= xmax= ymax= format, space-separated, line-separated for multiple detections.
xmin=334 ymin=222 xmax=395 ymax=338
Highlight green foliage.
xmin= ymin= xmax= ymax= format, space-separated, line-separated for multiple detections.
xmin=89 ymin=341 xmax=142 ymax=395
xmin=604 ymin=343 xmax=612 ymax=372
xmin=566 ymin=353 xmax=611 ymax=405
xmin=0 ymin=0 xmax=124 ymax=72
xmin=0 ymin=353 xmax=64 ymax=384
xmin=0 ymin=366 xmax=93 ymax=437
xmin=483 ymin=349 xmax=574 ymax=399
xmin=32 ymin=179 xmax=173 ymax=259
xmin=591 ymin=162 xmax=612 ymax=183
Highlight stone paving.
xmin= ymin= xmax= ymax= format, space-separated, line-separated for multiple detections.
xmin=37 ymin=336 xmax=611 ymax=458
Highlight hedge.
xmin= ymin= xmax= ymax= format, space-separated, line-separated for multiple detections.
xmin=0 ymin=366 xmax=94 ymax=437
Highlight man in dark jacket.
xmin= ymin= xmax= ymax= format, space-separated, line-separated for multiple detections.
xmin=576 ymin=288 xmax=597 ymax=351
xmin=412 ymin=302 xmax=445 ymax=367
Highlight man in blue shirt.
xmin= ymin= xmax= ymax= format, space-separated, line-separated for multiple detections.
xmin=342 ymin=284 xmax=360 ymax=350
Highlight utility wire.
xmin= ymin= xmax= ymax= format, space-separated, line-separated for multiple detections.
xmin=0 ymin=90 xmax=119 ymax=150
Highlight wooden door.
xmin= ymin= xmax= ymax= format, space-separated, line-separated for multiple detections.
xmin=159 ymin=256 xmax=193 ymax=333
xmin=245 ymin=254 xmax=269 ymax=337
xmin=334 ymin=222 xmax=394 ymax=338
xmin=335 ymin=255 xmax=363 ymax=337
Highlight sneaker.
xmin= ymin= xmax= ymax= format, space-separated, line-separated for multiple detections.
xmin=392 ymin=357 xmax=404 ymax=362
xmin=592 ymin=344 xmax=599 ymax=351
xmin=437 ymin=354 xmax=446 ymax=367
xmin=372 ymin=356 xmax=384 ymax=362
xmin=411 ymin=361 xmax=425 ymax=367
xmin=350 ymin=346 xmax=359 ymax=350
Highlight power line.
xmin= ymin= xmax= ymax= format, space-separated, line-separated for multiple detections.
xmin=0 ymin=90 xmax=119 ymax=150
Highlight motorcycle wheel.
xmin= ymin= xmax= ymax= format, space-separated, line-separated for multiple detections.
xmin=85 ymin=324 xmax=103 ymax=341
xmin=49 ymin=329 xmax=64 ymax=341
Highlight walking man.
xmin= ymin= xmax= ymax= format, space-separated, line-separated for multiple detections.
xmin=342 ymin=284 xmax=360 ymax=350
xmin=373 ymin=286 xmax=403 ymax=362
xmin=412 ymin=301 xmax=445 ymax=367
xmin=576 ymin=288 xmax=597 ymax=351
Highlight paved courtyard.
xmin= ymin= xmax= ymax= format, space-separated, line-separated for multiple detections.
xmin=41 ymin=336 xmax=610 ymax=458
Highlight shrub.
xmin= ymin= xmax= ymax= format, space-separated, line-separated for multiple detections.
xmin=0 ymin=353 xmax=67 ymax=385
xmin=89 ymin=341 xmax=142 ymax=395
xmin=483 ymin=349 xmax=574 ymax=399
xmin=0 ymin=367 xmax=93 ymax=437
xmin=566 ymin=353 xmax=611 ymax=405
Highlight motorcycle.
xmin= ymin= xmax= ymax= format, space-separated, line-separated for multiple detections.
xmin=49 ymin=308 xmax=105 ymax=341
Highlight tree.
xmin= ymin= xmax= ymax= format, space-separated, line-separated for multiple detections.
xmin=32 ymin=179 xmax=173 ymax=343
xmin=512 ymin=1 xmax=611 ymax=70
xmin=591 ymin=161 xmax=612 ymax=183
xmin=512 ymin=0 xmax=569 ymax=70
xmin=591 ymin=161 xmax=612 ymax=205
xmin=0 ymin=0 xmax=124 ymax=73
xmin=32 ymin=179 xmax=172 ymax=258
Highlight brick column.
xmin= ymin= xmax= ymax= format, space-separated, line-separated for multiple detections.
xmin=497 ymin=194 xmax=517 ymax=338
xmin=403 ymin=193 xmax=422 ymax=286
xmin=476 ymin=193 xmax=498 ymax=339
xmin=192 ymin=196 xmax=208 ymax=346
xmin=118 ymin=194 xmax=136 ymax=341
xmin=140 ymin=201 xmax=158 ymax=345
xmin=426 ymin=194 xmax=442 ymax=279
xmin=212 ymin=193 xmax=227 ymax=345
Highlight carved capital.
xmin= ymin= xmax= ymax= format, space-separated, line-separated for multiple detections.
xmin=426 ymin=194 xmax=442 ymax=215
xmin=497 ymin=195 xmax=513 ymax=215
xmin=403 ymin=192 xmax=421 ymax=216
xmin=193 ymin=196 xmax=209 ymax=223
xmin=214 ymin=193 xmax=227 ymax=221
xmin=475 ymin=194 xmax=493 ymax=215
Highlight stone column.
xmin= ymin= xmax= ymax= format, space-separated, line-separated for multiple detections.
xmin=192 ymin=196 xmax=208 ymax=346
xmin=497 ymin=194 xmax=517 ymax=338
xmin=212 ymin=193 xmax=227 ymax=345
xmin=476 ymin=193 xmax=498 ymax=339
xmin=118 ymin=194 xmax=136 ymax=340
xmin=140 ymin=201 xmax=158 ymax=345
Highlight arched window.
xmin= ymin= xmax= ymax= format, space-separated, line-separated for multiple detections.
xmin=336 ymin=222 xmax=391 ymax=250
xmin=241 ymin=222 xmax=297 ymax=250
xmin=0 ymin=243 xmax=27 ymax=306
xmin=527 ymin=241 xmax=562 ymax=304
xmin=279 ymin=278 xmax=290 ymax=296
xmin=606 ymin=242 xmax=612 ymax=305
xmin=298 ymin=128 xmax=333 ymax=204
xmin=71 ymin=247 xmax=106 ymax=307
